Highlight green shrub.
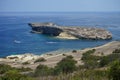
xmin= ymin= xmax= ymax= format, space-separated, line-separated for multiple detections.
xmin=34 ymin=64 xmax=53 ymax=76
xmin=82 ymin=54 xmax=101 ymax=61
xmin=62 ymin=54 xmax=66 ymax=56
xmin=0 ymin=64 xmax=12 ymax=74
xmin=72 ymin=50 xmax=77 ymax=53
xmin=71 ymin=69 xmax=108 ymax=80
xmin=1 ymin=70 xmax=34 ymax=80
xmin=100 ymin=53 xmax=120 ymax=67
xmin=99 ymin=56 xmax=109 ymax=67
xmin=34 ymin=57 xmax=46 ymax=63
xmin=83 ymin=49 xmax=96 ymax=55
xmin=81 ymin=49 xmax=97 ymax=61
xmin=108 ymin=60 xmax=120 ymax=80
xmin=81 ymin=49 xmax=101 ymax=69
xmin=22 ymin=61 xmax=29 ymax=65
xmin=84 ymin=60 xmax=99 ymax=69
xmin=66 ymin=55 xmax=74 ymax=59
xmin=113 ymin=49 xmax=120 ymax=53
xmin=54 ymin=55 xmax=77 ymax=74
xmin=17 ymin=67 xmax=32 ymax=72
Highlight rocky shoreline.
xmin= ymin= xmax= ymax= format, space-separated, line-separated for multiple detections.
xmin=29 ymin=22 xmax=112 ymax=40
xmin=0 ymin=41 xmax=120 ymax=69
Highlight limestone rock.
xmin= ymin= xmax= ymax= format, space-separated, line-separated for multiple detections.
xmin=29 ymin=22 xmax=112 ymax=40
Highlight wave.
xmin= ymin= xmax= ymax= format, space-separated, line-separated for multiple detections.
xmin=14 ymin=40 xmax=21 ymax=44
xmin=46 ymin=41 xmax=57 ymax=44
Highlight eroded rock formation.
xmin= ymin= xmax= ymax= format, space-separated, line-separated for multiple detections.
xmin=29 ymin=22 xmax=112 ymax=40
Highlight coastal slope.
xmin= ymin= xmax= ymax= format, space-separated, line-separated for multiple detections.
xmin=0 ymin=41 xmax=120 ymax=69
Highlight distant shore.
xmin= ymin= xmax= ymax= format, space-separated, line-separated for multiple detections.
xmin=0 ymin=41 xmax=120 ymax=70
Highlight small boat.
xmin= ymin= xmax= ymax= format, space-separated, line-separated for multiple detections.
xmin=14 ymin=40 xmax=21 ymax=44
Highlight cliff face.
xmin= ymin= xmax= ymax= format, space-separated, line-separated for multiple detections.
xmin=28 ymin=22 xmax=112 ymax=40
xmin=29 ymin=23 xmax=63 ymax=36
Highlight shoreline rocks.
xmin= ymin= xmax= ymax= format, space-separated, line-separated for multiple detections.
xmin=29 ymin=22 xmax=112 ymax=40
xmin=6 ymin=53 xmax=40 ymax=63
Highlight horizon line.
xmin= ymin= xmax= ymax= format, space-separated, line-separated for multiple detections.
xmin=0 ymin=11 xmax=120 ymax=13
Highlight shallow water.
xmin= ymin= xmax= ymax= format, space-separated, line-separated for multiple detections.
xmin=0 ymin=12 xmax=120 ymax=57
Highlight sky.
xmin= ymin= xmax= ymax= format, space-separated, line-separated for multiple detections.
xmin=0 ymin=0 xmax=120 ymax=12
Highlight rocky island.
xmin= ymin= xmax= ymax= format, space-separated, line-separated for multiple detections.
xmin=29 ymin=22 xmax=112 ymax=40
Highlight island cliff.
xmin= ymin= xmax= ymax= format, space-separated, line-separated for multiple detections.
xmin=28 ymin=22 xmax=112 ymax=40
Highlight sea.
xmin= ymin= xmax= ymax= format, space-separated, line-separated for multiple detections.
xmin=0 ymin=12 xmax=120 ymax=57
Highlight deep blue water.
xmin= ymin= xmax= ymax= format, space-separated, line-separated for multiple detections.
xmin=0 ymin=12 xmax=120 ymax=57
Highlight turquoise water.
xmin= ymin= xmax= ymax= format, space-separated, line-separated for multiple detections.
xmin=0 ymin=12 xmax=120 ymax=57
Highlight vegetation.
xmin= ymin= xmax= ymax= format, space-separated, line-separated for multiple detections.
xmin=100 ymin=53 xmax=120 ymax=67
xmin=1 ymin=48 xmax=120 ymax=80
xmin=108 ymin=60 xmax=120 ymax=80
xmin=81 ymin=49 xmax=120 ymax=68
xmin=35 ymin=69 xmax=108 ymax=80
xmin=62 ymin=53 xmax=66 ymax=56
xmin=34 ymin=55 xmax=77 ymax=77
xmin=81 ymin=49 xmax=101 ymax=69
xmin=34 ymin=57 xmax=46 ymax=63
xmin=0 ymin=70 xmax=34 ymax=80
xmin=22 ymin=61 xmax=30 ymax=65
xmin=0 ymin=64 xmax=34 ymax=80
xmin=34 ymin=64 xmax=53 ymax=76
xmin=81 ymin=49 xmax=97 ymax=62
xmin=34 ymin=49 xmax=120 ymax=80
xmin=99 ymin=49 xmax=120 ymax=67
xmin=17 ymin=67 xmax=32 ymax=72
xmin=72 ymin=50 xmax=77 ymax=53
xmin=112 ymin=48 xmax=120 ymax=53
xmin=0 ymin=64 xmax=12 ymax=74
xmin=70 ymin=69 xmax=108 ymax=80
xmin=54 ymin=55 xmax=77 ymax=74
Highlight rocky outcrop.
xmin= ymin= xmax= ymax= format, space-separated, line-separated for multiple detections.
xmin=28 ymin=22 xmax=112 ymax=40
xmin=6 ymin=53 xmax=40 ymax=63
xmin=29 ymin=23 xmax=63 ymax=36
